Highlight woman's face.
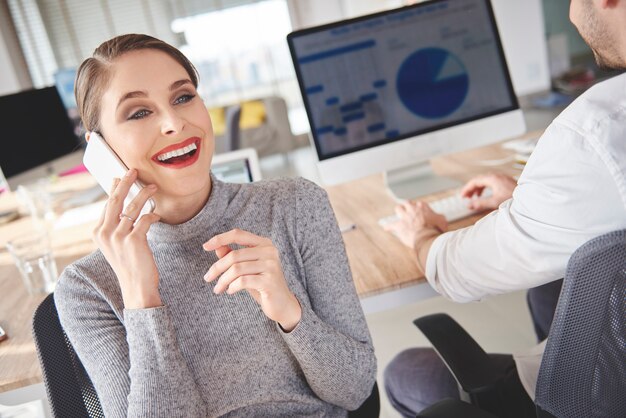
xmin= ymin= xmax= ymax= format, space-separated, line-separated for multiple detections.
xmin=98 ymin=49 xmax=213 ymax=202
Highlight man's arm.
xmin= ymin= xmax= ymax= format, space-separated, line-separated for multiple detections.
xmin=388 ymin=122 xmax=626 ymax=302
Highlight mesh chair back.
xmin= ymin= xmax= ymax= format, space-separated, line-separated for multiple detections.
xmin=32 ymin=293 xmax=104 ymax=418
xmin=535 ymin=230 xmax=626 ymax=418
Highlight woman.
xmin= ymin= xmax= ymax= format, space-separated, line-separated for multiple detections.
xmin=55 ymin=34 xmax=376 ymax=417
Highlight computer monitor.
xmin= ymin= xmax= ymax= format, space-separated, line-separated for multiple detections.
xmin=0 ymin=87 xmax=83 ymax=190
xmin=288 ymin=0 xmax=526 ymax=199
xmin=212 ymin=148 xmax=262 ymax=183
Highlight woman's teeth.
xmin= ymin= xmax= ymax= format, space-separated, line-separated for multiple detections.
xmin=157 ymin=142 xmax=197 ymax=162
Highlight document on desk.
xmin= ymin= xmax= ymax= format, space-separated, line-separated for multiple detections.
xmin=54 ymin=201 xmax=106 ymax=230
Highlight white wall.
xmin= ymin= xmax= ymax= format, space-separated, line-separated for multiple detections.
xmin=0 ymin=2 xmax=31 ymax=95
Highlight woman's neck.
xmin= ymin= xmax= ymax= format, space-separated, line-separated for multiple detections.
xmin=155 ymin=180 xmax=212 ymax=225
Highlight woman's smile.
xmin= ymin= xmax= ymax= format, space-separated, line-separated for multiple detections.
xmin=152 ymin=136 xmax=202 ymax=169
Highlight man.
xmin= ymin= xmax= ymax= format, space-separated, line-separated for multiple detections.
xmin=383 ymin=0 xmax=626 ymax=415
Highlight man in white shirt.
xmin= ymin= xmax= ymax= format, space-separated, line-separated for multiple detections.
xmin=383 ymin=0 xmax=626 ymax=415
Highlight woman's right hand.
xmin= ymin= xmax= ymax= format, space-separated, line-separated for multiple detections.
xmin=460 ymin=172 xmax=517 ymax=211
xmin=93 ymin=169 xmax=162 ymax=309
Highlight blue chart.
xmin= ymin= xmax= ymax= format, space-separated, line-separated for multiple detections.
xmin=396 ymin=48 xmax=469 ymax=119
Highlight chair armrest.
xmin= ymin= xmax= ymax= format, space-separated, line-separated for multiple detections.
xmin=413 ymin=314 xmax=507 ymax=393
xmin=416 ymin=398 xmax=499 ymax=418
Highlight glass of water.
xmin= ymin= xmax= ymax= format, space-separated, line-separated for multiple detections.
xmin=6 ymin=232 xmax=58 ymax=294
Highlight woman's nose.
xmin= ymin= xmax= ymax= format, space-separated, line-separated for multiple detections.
xmin=160 ymin=109 xmax=185 ymax=135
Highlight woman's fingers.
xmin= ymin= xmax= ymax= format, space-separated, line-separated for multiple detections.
xmin=204 ymin=246 xmax=272 ymax=282
xmin=103 ymin=169 xmax=137 ymax=229
xmin=94 ymin=178 xmax=120 ymax=234
xmin=225 ymin=275 xmax=263 ymax=295
xmin=116 ymin=184 xmax=158 ymax=232
xmin=215 ymin=245 xmax=232 ymax=259
xmin=203 ymin=228 xmax=271 ymax=251
xmin=130 ymin=212 xmax=161 ymax=236
xmin=212 ymin=261 xmax=267 ymax=294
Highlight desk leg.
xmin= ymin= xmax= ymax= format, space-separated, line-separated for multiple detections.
xmin=360 ymin=282 xmax=438 ymax=314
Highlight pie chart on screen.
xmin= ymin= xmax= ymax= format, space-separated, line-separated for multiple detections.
xmin=396 ymin=47 xmax=469 ymax=119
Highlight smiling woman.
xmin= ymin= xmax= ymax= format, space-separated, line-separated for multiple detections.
xmin=53 ymin=34 xmax=376 ymax=417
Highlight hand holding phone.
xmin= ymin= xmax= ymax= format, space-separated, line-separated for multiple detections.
xmin=83 ymin=132 xmax=156 ymax=217
xmin=84 ymin=133 xmax=162 ymax=309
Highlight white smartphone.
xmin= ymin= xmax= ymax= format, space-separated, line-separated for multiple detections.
xmin=83 ymin=132 xmax=156 ymax=217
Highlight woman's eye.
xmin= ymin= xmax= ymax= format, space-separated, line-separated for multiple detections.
xmin=174 ymin=94 xmax=196 ymax=105
xmin=128 ymin=109 xmax=151 ymax=120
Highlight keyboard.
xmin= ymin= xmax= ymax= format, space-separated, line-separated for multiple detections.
xmin=378 ymin=189 xmax=492 ymax=227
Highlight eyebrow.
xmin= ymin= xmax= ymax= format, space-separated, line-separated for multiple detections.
xmin=116 ymin=79 xmax=194 ymax=109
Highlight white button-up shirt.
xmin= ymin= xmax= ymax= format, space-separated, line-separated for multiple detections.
xmin=427 ymin=73 xmax=626 ymax=301
xmin=425 ymin=72 xmax=626 ymax=397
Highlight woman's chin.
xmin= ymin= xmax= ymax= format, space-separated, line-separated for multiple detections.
xmin=157 ymin=179 xmax=211 ymax=200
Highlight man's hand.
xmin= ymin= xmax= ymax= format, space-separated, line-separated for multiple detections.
xmin=384 ymin=201 xmax=448 ymax=249
xmin=460 ymin=172 xmax=517 ymax=211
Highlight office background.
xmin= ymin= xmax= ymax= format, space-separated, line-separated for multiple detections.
xmin=0 ymin=0 xmax=588 ymax=128
xmin=0 ymin=1 xmax=596 ymax=417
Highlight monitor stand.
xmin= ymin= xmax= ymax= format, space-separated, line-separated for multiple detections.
xmin=384 ymin=161 xmax=461 ymax=201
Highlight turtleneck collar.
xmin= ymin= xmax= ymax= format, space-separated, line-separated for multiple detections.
xmin=147 ymin=173 xmax=231 ymax=244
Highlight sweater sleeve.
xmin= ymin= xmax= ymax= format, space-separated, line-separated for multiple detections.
xmin=54 ymin=265 xmax=207 ymax=418
xmin=279 ymin=178 xmax=377 ymax=411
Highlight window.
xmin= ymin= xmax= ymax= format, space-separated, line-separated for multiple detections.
xmin=7 ymin=0 xmax=300 ymax=120
xmin=172 ymin=0 xmax=298 ymax=110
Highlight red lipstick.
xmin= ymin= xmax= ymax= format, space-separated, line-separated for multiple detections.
xmin=152 ymin=137 xmax=201 ymax=169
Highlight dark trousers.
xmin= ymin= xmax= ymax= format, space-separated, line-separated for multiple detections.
xmin=527 ymin=279 xmax=563 ymax=342
xmin=384 ymin=279 xmax=563 ymax=417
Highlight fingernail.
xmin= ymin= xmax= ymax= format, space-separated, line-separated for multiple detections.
xmin=125 ymin=169 xmax=134 ymax=177
xmin=148 ymin=184 xmax=157 ymax=190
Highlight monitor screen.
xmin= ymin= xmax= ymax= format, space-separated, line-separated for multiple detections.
xmin=288 ymin=0 xmax=518 ymax=161
xmin=211 ymin=148 xmax=262 ymax=184
xmin=0 ymin=87 xmax=81 ymax=179
xmin=212 ymin=159 xmax=254 ymax=183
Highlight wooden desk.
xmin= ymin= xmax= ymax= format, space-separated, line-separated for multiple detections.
xmin=0 ymin=175 xmax=98 ymax=394
xmin=326 ymin=137 xmax=527 ymax=298
xmin=0 ymin=132 xmax=535 ymax=394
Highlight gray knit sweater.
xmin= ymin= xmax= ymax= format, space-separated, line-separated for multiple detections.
xmin=54 ymin=176 xmax=377 ymax=417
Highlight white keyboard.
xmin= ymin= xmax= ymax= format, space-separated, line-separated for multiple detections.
xmin=378 ymin=189 xmax=492 ymax=227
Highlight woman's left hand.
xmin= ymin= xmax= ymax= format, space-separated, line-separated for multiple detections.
xmin=203 ymin=229 xmax=302 ymax=331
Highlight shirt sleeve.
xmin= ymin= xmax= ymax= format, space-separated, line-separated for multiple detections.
xmin=279 ymin=178 xmax=377 ymax=411
xmin=425 ymin=122 xmax=626 ymax=302
xmin=54 ymin=266 xmax=207 ymax=418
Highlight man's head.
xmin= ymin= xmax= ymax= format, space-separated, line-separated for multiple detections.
xmin=570 ymin=0 xmax=626 ymax=69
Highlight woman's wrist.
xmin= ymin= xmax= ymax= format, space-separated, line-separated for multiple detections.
xmin=278 ymin=294 xmax=302 ymax=333
xmin=123 ymin=287 xmax=163 ymax=310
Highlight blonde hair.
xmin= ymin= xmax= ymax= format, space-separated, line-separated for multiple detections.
xmin=74 ymin=34 xmax=199 ymax=133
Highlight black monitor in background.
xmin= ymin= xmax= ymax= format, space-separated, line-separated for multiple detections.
xmin=0 ymin=86 xmax=83 ymax=189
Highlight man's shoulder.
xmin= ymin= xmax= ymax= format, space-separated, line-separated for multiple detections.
xmin=555 ymin=73 xmax=626 ymax=135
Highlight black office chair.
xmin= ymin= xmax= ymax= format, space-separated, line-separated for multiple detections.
xmin=32 ymin=293 xmax=104 ymax=418
xmin=349 ymin=381 xmax=380 ymax=418
xmin=33 ymin=293 xmax=380 ymax=417
xmin=415 ymin=229 xmax=626 ymax=418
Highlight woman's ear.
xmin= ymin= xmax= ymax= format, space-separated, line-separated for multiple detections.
xmin=85 ymin=132 xmax=91 ymax=143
